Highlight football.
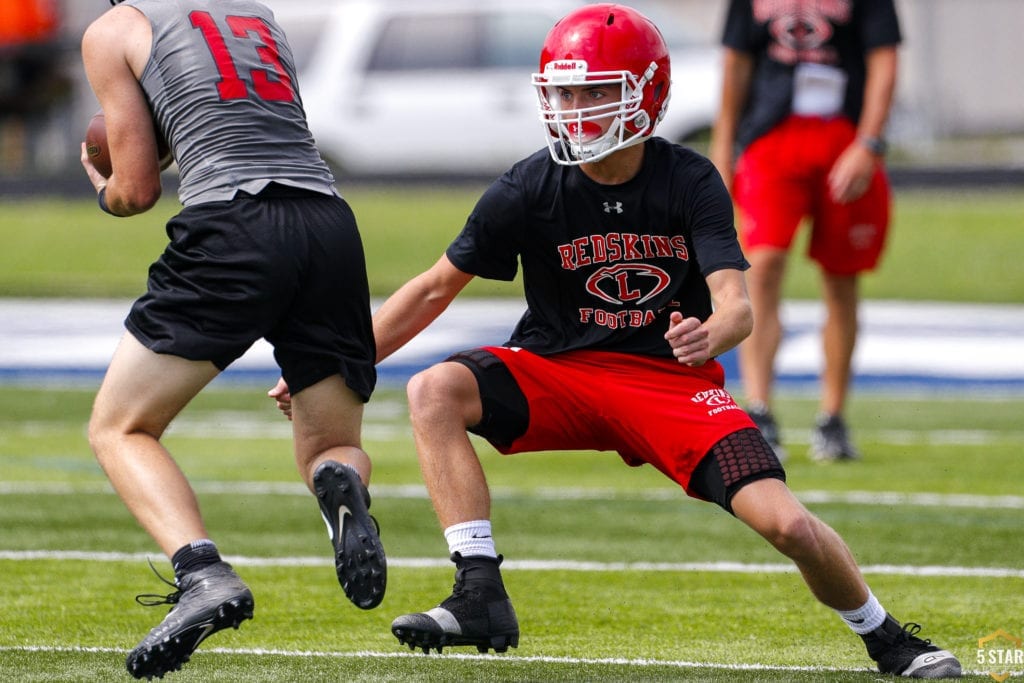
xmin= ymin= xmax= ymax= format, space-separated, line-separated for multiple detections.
xmin=84 ymin=111 xmax=112 ymax=178
xmin=84 ymin=110 xmax=173 ymax=178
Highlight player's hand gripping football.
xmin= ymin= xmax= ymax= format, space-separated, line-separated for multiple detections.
xmin=665 ymin=311 xmax=710 ymax=367
xmin=80 ymin=141 xmax=109 ymax=194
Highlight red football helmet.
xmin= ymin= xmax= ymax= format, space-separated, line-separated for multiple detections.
xmin=532 ymin=4 xmax=672 ymax=165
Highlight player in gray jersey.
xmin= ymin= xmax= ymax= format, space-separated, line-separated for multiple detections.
xmin=80 ymin=1 xmax=385 ymax=678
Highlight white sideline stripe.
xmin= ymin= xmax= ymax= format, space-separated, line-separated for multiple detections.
xmin=1 ymin=480 xmax=1022 ymax=510
xmin=1 ymin=550 xmax=1022 ymax=578
xmin=0 ymin=644 xmax=997 ymax=677
xmin=0 ymin=644 xmax=875 ymax=673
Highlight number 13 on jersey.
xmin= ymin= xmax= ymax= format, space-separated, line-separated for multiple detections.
xmin=190 ymin=10 xmax=296 ymax=102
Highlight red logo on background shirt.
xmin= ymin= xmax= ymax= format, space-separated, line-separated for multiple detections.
xmin=753 ymin=0 xmax=851 ymax=65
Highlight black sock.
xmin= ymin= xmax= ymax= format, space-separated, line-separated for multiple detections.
xmin=171 ymin=539 xmax=221 ymax=580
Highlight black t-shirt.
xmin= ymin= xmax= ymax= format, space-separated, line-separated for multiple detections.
xmin=721 ymin=0 xmax=902 ymax=149
xmin=445 ymin=137 xmax=749 ymax=359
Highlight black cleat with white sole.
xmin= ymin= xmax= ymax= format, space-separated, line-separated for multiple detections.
xmin=864 ymin=614 xmax=962 ymax=679
xmin=314 ymin=460 xmax=386 ymax=609
xmin=392 ymin=553 xmax=519 ymax=654
xmin=126 ymin=561 xmax=253 ymax=680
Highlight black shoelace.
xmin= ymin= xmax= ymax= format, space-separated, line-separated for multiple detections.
xmin=133 ymin=558 xmax=182 ymax=607
xmin=893 ymin=622 xmax=931 ymax=648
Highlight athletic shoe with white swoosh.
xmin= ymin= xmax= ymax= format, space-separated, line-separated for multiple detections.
xmin=126 ymin=561 xmax=253 ymax=680
xmin=313 ymin=460 xmax=387 ymax=609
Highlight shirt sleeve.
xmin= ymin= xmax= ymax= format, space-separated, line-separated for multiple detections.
xmin=445 ymin=173 xmax=524 ymax=282
xmin=721 ymin=0 xmax=756 ymax=51
xmin=859 ymin=0 xmax=903 ymax=50
xmin=686 ymin=160 xmax=750 ymax=276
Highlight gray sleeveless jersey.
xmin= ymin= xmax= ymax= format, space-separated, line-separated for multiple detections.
xmin=125 ymin=0 xmax=336 ymax=205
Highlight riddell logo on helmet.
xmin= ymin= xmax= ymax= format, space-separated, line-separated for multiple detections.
xmin=546 ymin=60 xmax=587 ymax=73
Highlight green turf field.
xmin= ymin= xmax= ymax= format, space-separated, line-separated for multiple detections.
xmin=0 ymin=186 xmax=1020 ymax=679
xmin=0 ymin=187 xmax=1022 ymax=301
xmin=1 ymin=387 xmax=1021 ymax=681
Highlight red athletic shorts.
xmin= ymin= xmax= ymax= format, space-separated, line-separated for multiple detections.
xmin=477 ymin=346 xmax=757 ymax=496
xmin=733 ymin=115 xmax=891 ymax=275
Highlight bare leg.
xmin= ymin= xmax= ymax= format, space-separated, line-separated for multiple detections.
xmin=405 ymin=362 xmax=489 ymax=528
xmin=88 ymin=332 xmax=220 ymax=558
xmin=391 ymin=362 xmax=519 ymax=654
xmin=819 ymin=272 xmax=859 ymax=416
xmin=739 ymin=247 xmax=788 ymax=408
xmin=290 ymin=373 xmax=370 ymax=488
xmin=292 ymin=373 xmax=386 ymax=610
xmin=731 ymin=478 xmax=868 ymax=610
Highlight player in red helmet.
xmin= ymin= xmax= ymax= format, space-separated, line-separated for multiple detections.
xmin=532 ymin=3 xmax=671 ymax=164
xmin=270 ymin=4 xmax=959 ymax=677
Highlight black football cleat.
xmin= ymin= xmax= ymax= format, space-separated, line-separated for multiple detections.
xmin=126 ymin=561 xmax=253 ymax=680
xmin=392 ymin=553 xmax=519 ymax=654
xmin=313 ymin=460 xmax=386 ymax=609
xmin=863 ymin=614 xmax=962 ymax=678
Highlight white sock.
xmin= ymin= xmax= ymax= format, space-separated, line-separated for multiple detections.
xmin=837 ymin=591 xmax=887 ymax=634
xmin=444 ymin=520 xmax=497 ymax=559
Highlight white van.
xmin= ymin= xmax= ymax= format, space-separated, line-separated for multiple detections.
xmin=264 ymin=0 xmax=720 ymax=178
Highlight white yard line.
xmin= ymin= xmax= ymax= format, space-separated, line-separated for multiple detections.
xmin=2 ymin=480 xmax=1022 ymax=509
xmin=0 ymin=643 xmax=1001 ymax=677
xmin=1 ymin=549 xmax=1022 ymax=579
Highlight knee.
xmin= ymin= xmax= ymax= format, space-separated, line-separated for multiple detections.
xmin=406 ymin=367 xmax=445 ymax=417
xmin=406 ymin=363 xmax=479 ymax=425
xmin=87 ymin=403 xmax=158 ymax=462
xmin=87 ymin=409 xmax=119 ymax=462
xmin=761 ymin=509 xmax=820 ymax=558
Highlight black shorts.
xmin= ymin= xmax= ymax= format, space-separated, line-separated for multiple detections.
xmin=126 ymin=184 xmax=376 ymax=399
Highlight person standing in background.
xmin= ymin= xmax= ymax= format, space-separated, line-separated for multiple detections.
xmin=709 ymin=0 xmax=900 ymax=462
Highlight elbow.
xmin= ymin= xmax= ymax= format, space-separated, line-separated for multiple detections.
xmin=114 ymin=180 xmax=162 ymax=216
xmin=733 ymin=300 xmax=754 ymax=344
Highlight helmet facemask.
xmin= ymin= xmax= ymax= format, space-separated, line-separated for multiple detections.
xmin=533 ymin=61 xmax=660 ymax=165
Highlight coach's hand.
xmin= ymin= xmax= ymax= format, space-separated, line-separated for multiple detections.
xmin=665 ymin=311 xmax=710 ymax=367
xmin=828 ymin=142 xmax=877 ymax=205
xmin=267 ymin=377 xmax=293 ymax=420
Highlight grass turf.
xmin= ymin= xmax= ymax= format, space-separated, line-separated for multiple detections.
xmin=0 ymin=188 xmax=1022 ymax=302
xmin=1 ymin=387 xmax=1021 ymax=681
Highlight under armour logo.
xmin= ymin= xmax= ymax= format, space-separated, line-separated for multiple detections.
xmin=603 ymin=201 xmax=623 ymax=214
